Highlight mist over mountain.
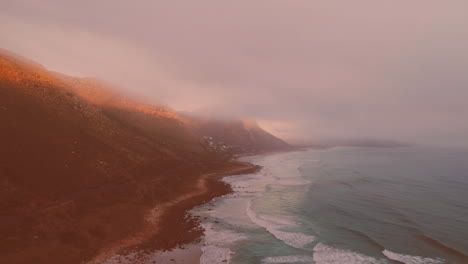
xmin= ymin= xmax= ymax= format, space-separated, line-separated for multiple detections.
xmin=2 ymin=0 xmax=468 ymax=147
xmin=2 ymin=2 xmax=468 ymax=263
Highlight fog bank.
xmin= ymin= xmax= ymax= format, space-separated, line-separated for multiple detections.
xmin=2 ymin=1 xmax=468 ymax=146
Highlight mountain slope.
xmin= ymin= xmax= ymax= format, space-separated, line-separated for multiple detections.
xmin=0 ymin=49 xmax=289 ymax=264
xmin=188 ymin=118 xmax=291 ymax=154
xmin=0 ymin=49 xmax=235 ymax=264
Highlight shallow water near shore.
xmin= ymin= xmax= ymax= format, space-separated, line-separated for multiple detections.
xmin=191 ymin=147 xmax=468 ymax=264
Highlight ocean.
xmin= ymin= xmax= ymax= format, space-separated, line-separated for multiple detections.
xmin=191 ymin=147 xmax=468 ymax=264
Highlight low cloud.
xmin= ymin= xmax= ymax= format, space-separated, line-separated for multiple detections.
xmin=2 ymin=0 xmax=468 ymax=146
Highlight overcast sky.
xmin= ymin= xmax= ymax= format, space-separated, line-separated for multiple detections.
xmin=2 ymin=1 xmax=468 ymax=146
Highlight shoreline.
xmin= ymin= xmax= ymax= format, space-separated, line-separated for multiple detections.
xmin=88 ymin=161 xmax=261 ymax=264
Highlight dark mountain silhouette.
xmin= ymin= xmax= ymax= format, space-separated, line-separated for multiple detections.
xmin=187 ymin=117 xmax=291 ymax=155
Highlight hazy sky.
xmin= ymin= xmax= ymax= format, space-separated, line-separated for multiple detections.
xmin=2 ymin=1 xmax=468 ymax=146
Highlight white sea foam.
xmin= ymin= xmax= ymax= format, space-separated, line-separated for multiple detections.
xmin=195 ymin=151 xmax=315 ymax=263
xmin=199 ymin=196 xmax=257 ymax=228
xmin=275 ymin=177 xmax=311 ymax=186
xmin=229 ymin=153 xmax=315 ymax=250
xmin=226 ymin=171 xmax=276 ymax=194
xmin=382 ymin=250 xmax=446 ymax=264
xmin=313 ymin=243 xmax=385 ymax=264
xmin=201 ymin=222 xmax=246 ymax=245
xmin=259 ymin=214 xmax=297 ymax=226
xmin=200 ymin=245 xmax=232 ymax=264
xmin=199 ymin=222 xmax=246 ymax=264
xmin=262 ymin=255 xmax=313 ymax=263
xmin=246 ymin=200 xmax=315 ymax=249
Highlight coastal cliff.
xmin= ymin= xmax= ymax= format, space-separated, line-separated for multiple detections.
xmin=0 ymin=49 xmax=285 ymax=264
xmin=186 ymin=117 xmax=291 ymax=155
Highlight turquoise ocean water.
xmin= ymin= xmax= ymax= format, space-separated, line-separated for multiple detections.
xmin=192 ymin=147 xmax=468 ymax=264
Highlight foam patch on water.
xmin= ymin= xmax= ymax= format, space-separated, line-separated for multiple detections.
xmin=199 ymin=222 xmax=246 ymax=264
xmin=313 ymin=243 xmax=385 ymax=264
xmin=275 ymin=177 xmax=311 ymax=186
xmin=259 ymin=214 xmax=297 ymax=226
xmin=194 ymin=151 xmax=315 ymax=263
xmin=202 ymin=222 xmax=246 ymax=244
xmin=226 ymin=172 xmax=276 ymax=194
xmin=262 ymin=255 xmax=313 ymax=263
xmin=382 ymin=250 xmax=446 ymax=264
xmin=246 ymin=200 xmax=315 ymax=249
xmin=200 ymin=245 xmax=232 ymax=264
